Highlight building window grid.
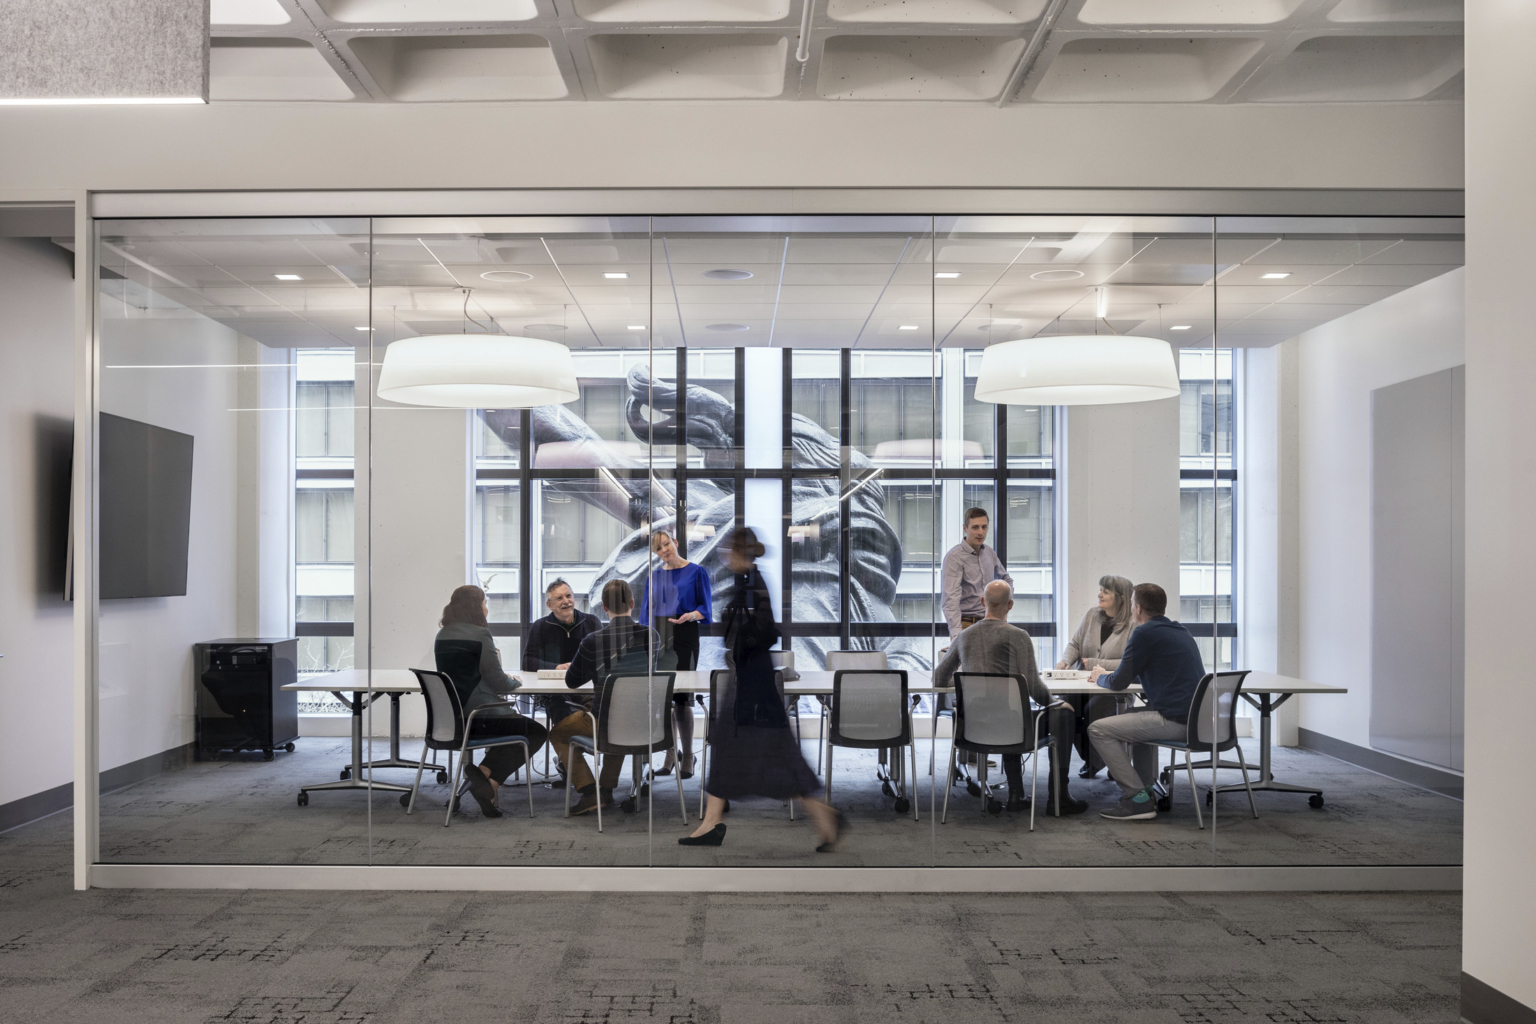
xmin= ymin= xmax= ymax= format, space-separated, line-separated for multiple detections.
xmin=1179 ymin=350 xmax=1237 ymax=671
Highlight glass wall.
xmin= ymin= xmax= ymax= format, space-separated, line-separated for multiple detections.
xmin=90 ymin=209 xmax=1463 ymax=874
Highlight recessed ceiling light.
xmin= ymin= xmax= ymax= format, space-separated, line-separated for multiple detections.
xmin=1261 ymin=272 xmax=1292 ymax=279
xmin=355 ymin=326 xmax=374 ymax=332
xmin=524 ymin=324 xmax=568 ymax=331
xmin=603 ymin=272 xmax=629 ymax=279
xmin=627 ymin=325 xmax=646 ymax=330
xmin=274 ymin=274 xmax=302 ymax=280
xmin=706 ymin=324 xmax=750 ymax=332
xmin=703 ymin=269 xmax=753 ymax=280
xmin=898 ymin=325 xmax=920 ymax=331
xmin=1170 ymin=325 xmax=1192 ymax=331
xmin=481 ymin=270 xmax=533 ymax=282
xmin=935 ymin=272 xmax=961 ymax=279
xmin=1030 ymin=269 xmax=1085 ymax=282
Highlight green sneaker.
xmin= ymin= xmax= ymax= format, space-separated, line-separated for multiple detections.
xmin=1100 ymin=788 xmax=1158 ymax=821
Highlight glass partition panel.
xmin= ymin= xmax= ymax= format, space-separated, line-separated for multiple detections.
xmin=1212 ymin=215 xmax=1465 ymax=868
xmin=95 ymin=217 xmax=373 ymax=865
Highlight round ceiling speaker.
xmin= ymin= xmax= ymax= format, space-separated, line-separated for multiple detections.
xmin=1030 ymin=269 xmax=1086 ymax=282
xmin=703 ymin=269 xmax=754 ymax=280
xmin=481 ymin=271 xmax=533 ymax=282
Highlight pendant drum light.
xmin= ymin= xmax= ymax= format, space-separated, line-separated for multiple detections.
xmin=973 ymin=335 xmax=1180 ymax=406
xmin=376 ymin=334 xmax=579 ymax=408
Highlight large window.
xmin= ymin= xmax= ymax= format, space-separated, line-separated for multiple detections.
xmin=1180 ymin=348 xmax=1236 ymax=670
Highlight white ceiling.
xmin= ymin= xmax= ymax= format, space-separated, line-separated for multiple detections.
xmin=207 ymin=0 xmax=1464 ymax=103
xmin=95 ymin=216 xmax=1464 ymax=351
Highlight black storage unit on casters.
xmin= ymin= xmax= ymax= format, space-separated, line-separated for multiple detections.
xmin=194 ymin=639 xmax=299 ymax=761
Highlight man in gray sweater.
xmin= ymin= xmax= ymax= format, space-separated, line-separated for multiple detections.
xmin=934 ymin=581 xmax=1087 ymax=815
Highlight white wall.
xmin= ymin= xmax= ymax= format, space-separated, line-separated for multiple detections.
xmin=96 ymin=309 xmax=245 ymax=771
xmin=1294 ymin=268 xmax=1464 ymax=749
xmin=0 ymin=238 xmax=76 ymax=810
xmin=1063 ymin=398 xmax=1180 ymax=635
xmin=0 ymin=102 xmax=1464 ymax=194
xmin=1464 ymin=1 xmax=1536 ymax=1010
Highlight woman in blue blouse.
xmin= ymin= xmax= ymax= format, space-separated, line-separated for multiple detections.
xmin=637 ymin=529 xmax=713 ymax=778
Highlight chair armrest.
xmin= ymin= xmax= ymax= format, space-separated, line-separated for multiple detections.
xmin=463 ymin=699 xmax=522 ymax=728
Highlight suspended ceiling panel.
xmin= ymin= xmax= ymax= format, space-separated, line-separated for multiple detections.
xmin=202 ymin=0 xmax=1463 ymax=103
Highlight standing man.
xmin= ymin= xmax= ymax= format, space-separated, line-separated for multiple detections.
xmin=1086 ymin=583 xmax=1205 ymax=821
xmin=933 ymin=581 xmax=1086 ymax=815
xmin=942 ymin=507 xmax=1014 ymax=638
xmin=522 ymin=579 xmax=602 ymax=765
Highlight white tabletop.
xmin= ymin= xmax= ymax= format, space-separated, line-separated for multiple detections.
xmin=284 ymin=667 xmax=1341 ymax=698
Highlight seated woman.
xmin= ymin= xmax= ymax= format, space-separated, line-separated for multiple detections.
xmin=435 ymin=585 xmax=548 ymax=818
xmin=1055 ymin=574 xmax=1134 ymax=779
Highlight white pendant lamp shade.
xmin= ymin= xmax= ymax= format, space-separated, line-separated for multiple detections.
xmin=973 ymin=335 xmax=1181 ymax=406
xmin=376 ymin=334 xmax=579 ymax=408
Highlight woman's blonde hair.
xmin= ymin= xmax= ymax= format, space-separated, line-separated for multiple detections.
xmin=649 ymin=529 xmax=674 ymax=553
xmin=1098 ymin=575 xmax=1135 ymax=634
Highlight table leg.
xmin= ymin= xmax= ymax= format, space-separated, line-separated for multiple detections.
xmin=1211 ymin=693 xmax=1323 ymax=801
xmin=297 ymin=690 xmax=413 ymax=801
xmin=360 ymin=692 xmax=444 ymax=774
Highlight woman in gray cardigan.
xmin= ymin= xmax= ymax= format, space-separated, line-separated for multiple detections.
xmin=435 ymin=585 xmax=548 ymax=818
xmin=1056 ymin=574 xmax=1134 ymax=778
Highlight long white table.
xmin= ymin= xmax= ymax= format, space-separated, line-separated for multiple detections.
xmin=285 ymin=668 xmax=1343 ymax=808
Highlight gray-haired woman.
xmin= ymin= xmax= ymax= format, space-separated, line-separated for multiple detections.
xmin=1056 ymin=574 xmax=1135 ymax=782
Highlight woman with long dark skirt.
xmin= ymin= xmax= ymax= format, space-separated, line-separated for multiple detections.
xmin=636 ymin=529 xmax=712 ymax=779
xmin=679 ymin=526 xmax=843 ymax=850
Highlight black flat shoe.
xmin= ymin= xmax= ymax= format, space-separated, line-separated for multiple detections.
xmin=678 ymin=824 xmax=726 ymax=846
xmin=465 ymin=770 xmax=502 ymax=818
xmin=816 ymin=811 xmax=850 ymax=853
xmin=1046 ymin=796 xmax=1090 ymax=816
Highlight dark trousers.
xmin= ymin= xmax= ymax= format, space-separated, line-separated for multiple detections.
xmin=1062 ymin=693 xmax=1121 ymax=773
xmin=995 ymin=706 xmax=1074 ymax=805
xmin=468 ymin=715 xmax=547 ymax=785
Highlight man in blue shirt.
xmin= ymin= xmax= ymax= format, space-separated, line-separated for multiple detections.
xmin=1086 ymin=583 xmax=1205 ymax=821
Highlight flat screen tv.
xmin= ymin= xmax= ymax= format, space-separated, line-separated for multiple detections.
xmin=98 ymin=412 xmax=195 ymax=599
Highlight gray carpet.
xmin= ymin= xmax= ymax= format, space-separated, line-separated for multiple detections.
xmin=92 ymin=735 xmax=1462 ymax=868
xmin=0 ymin=813 xmax=1463 ymax=1023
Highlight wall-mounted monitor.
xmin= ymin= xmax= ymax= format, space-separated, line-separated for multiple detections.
xmin=97 ymin=412 xmax=195 ymax=600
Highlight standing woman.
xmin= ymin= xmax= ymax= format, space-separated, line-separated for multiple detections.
xmin=680 ymin=527 xmax=843 ymax=850
xmin=636 ymin=529 xmax=713 ymax=778
xmin=1056 ymin=574 xmax=1135 ymax=779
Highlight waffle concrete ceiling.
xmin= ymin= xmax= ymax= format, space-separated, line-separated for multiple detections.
xmin=208 ymin=0 xmax=1464 ymax=103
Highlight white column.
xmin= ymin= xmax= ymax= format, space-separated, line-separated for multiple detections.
xmin=1464 ymin=1 xmax=1536 ymax=1013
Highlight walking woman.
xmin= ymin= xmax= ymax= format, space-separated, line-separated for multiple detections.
xmin=680 ymin=527 xmax=843 ymax=850
xmin=636 ymin=529 xmax=712 ymax=779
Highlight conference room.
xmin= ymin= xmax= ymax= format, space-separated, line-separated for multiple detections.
xmin=87 ymin=210 xmax=1464 ymax=873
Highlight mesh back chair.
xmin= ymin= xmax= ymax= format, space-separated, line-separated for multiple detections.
xmin=406 ymin=669 xmax=534 ymax=826
xmin=823 ymin=650 xmax=888 ymax=776
xmin=824 ymin=670 xmax=917 ymax=820
xmin=942 ymin=672 xmax=1063 ymax=832
xmin=1148 ymin=671 xmax=1257 ymax=829
xmin=701 ymin=669 xmax=799 ymax=820
xmin=564 ymin=672 xmax=685 ymax=833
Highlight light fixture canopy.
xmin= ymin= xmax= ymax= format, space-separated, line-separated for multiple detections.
xmin=973 ymin=335 xmax=1180 ymax=407
xmin=377 ymin=334 xmax=579 ymax=409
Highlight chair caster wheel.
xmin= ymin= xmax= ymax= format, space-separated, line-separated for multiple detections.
xmin=399 ymin=793 xmax=411 ymax=808
xmin=966 ymin=780 xmax=983 ymax=798
xmin=894 ymin=797 xmax=911 ymax=814
xmin=436 ymin=771 xmax=449 ymax=785
xmin=1309 ymin=794 xmax=1325 ymax=809
xmin=339 ymin=768 xmax=351 ymax=781
xmin=987 ymin=798 xmax=1004 ymax=815
xmin=881 ymin=780 xmax=895 ymax=798
xmin=285 ymin=742 xmax=296 ymax=753
xmin=1157 ymin=797 xmax=1171 ymax=813
xmin=621 ymin=798 xmax=638 ymax=813
xmin=1205 ymin=791 xmax=1213 ymax=807
xmin=297 ymin=792 xmax=309 ymax=807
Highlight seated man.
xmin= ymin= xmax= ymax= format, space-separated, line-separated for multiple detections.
xmin=522 ymin=578 xmax=602 ymax=767
xmin=933 ymin=580 xmax=1086 ymax=815
xmin=551 ymin=578 xmax=660 ymax=816
xmin=1086 ymin=582 xmax=1204 ymax=821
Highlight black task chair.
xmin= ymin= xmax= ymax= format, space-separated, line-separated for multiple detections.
xmin=823 ymin=650 xmax=889 ymax=778
xmin=405 ymin=668 xmax=534 ymax=827
xmin=564 ymin=672 xmax=685 ymax=833
xmin=824 ymin=669 xmax=917 ymax=820
xmin=1150 ymin=670 xmax=1258 ymax=829
xmin=942 ymin=672 xmax=1065 ymax=832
